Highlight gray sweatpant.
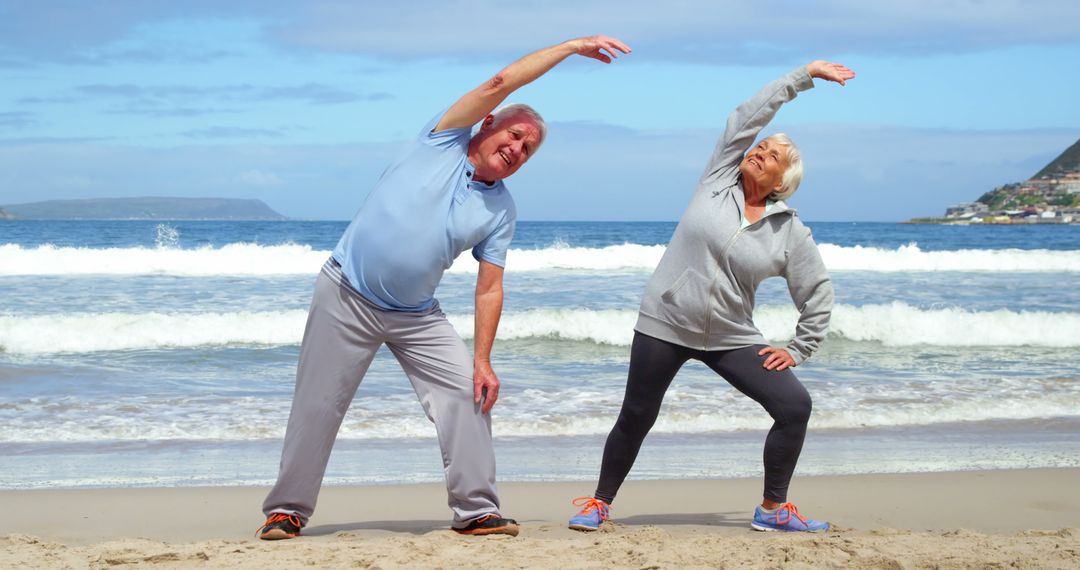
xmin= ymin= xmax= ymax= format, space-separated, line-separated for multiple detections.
xmin=262 ymin=260 xmax=499 ymax=528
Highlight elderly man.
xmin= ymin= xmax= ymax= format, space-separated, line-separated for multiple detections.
xmin=258 ymin=35 xmax=630 ymax=539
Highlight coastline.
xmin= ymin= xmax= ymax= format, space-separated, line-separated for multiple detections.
xmin=2 ymin=468 xmax=1077 ymax=568
xmin=904 ymin=217 xmax=1079 ymax=225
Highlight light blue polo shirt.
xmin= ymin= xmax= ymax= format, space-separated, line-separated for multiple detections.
xmin=331 ymin=109 xmax=517 ymax=312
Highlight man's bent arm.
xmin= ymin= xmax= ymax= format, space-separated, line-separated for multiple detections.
xmin=473 ymin=260 xmax=505 ymax=414
xmin=436 ymin=35 xmax=630 ymax=132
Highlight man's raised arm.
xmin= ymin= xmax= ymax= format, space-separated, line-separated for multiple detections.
xmin=435 ymin=35 xmax=631 ymax=133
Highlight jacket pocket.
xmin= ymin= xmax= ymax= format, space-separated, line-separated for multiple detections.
xmin=661 ymin=269 xmax=692 ymax=302
xmin=655 ymin=267 xmax=709 ymax=332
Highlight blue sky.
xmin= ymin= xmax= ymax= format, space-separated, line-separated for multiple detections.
xmin=1 ymin=1 xmax=1078 ymax=221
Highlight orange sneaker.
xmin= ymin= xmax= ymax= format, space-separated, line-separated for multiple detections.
xmin=257 ymin=513 xmax=302 ymax=540
xmin=568 ymin=496 xmax=610 ymax=531
xmin=452 ymin=514 xmax=520 ymax=537
xmin=751 ymin=503 xmax=829 ymax=532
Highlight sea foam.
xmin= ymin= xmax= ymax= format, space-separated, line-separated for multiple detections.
xmin=2 ymin=303 xmax=1077 ymax=354
xmin=2 ymin=386 xmax=1077 ymax=443
xmin=1 ymin=242 xmax=1077 ymax=275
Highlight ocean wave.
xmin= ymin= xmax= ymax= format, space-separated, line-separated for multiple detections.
xmin=816 ymin=243 xmax=1080 ymax=272
xmin=1 ymin=388 xmax=1076 ymax=443
xmin=1 ymin=242 xmax=1077 ymax=276
xmin=0 ymin=310 xmax=310 ymax=354
xmin=450 ymin=243 xmax=666 ymax=273
xmin=2 ymin=303 xmax=1078 ymax=354
xmin=0 ymin=243 xmax=328 ymax=276
xmin=473 ymin=303 xmax=1080 ymax=347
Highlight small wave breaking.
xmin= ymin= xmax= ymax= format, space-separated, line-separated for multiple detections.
xmin=2 ymin=303 xmax=1078 ymax=354
xmin=1 ymin=389 xmax=1077 ymax=443
xmin=1 ymin=242 xmax=1077 ymax=276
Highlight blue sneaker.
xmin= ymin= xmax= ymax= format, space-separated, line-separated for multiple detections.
xmin=568 ymin=497 xmax=610 ymax=531
xmin=751 ymin=503 xmax=829 ymax=532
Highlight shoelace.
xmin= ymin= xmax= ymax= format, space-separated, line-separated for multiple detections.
xmin=257 ymin=513 xmax=302 ymax=535
xmin=773 ymin=502 xmax=808 ymax=526
xmin=572 ymin=496 xmax=610 ymax=519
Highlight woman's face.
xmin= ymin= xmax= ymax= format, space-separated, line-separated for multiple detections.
xmin=739 ymin=139 xmax=790 ymax=196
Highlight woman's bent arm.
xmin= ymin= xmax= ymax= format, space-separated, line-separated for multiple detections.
xmin=782 ymin=223 xmax=834 ymax=365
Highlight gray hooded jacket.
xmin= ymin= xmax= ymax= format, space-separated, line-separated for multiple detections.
xmin=635 ymin=66 xmax=834 ymax=365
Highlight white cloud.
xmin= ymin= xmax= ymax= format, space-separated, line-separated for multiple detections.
xmin=1 ymin=1 xmax=1077 ymax=65
xmin=48 ymin=175 xmax=96 ymax=189
xmin=507 ymin=122 xmax=1079 ymax=222
xmin=238 ymin=169 xmax=284 ymax=187
xmin=265 ymin=0 xmax=1080 ymax=62
xmin=0 ymin=126 xmax=1072 ymax=221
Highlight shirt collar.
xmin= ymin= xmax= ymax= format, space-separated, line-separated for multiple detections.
xmin=464 ymin=161 xmax=499 ymax=190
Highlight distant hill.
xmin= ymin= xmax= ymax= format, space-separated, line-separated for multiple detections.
xmin=0 ymin=197 xmax=287 ymax=220
xmin=911 ymin=137 xmax=1080 ymax=224
xmin=1033 ymin=138 xmax=1080 ymax=179
xmin=974 ymin=137 xmax=1080 ymax=212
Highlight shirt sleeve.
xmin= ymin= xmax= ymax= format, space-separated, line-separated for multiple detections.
xmin=472 ymin=209 xmax=517 ymax=268
xmin=418 ymin=107 xmax=473 ymax=150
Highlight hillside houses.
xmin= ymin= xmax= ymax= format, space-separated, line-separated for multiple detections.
xmin=941 ymin=139 xmax=1080 ymax=224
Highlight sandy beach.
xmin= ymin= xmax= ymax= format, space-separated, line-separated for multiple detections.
xmin=1 ymin=468 xmax=1077 ymax=568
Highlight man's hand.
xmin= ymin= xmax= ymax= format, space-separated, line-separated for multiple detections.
xmin=759 ymin=346 xmax=796 ymax=371
xmin=806 ymin=60 xmax=856 ymax=86
xmin=473 ymin=260 xmax=505 ymax=414
xmin=473 ymin=359 xmax=501 ymax=414
xmin=437 ymin=35 xmax=631 ymax=132
xmin=566 ymin=35 xmax=632 ymax=64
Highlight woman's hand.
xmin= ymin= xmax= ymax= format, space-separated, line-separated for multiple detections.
xmin=806 ymin=60 xmax=856 ymax=86
xmin=566 ymin=35 xmax=632 ymax=64
xmin=759 ymin=346 xmax=796 ymax=371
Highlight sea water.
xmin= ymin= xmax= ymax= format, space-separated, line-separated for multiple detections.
xmin=1 ymin=220 xmax=1078 ymax=489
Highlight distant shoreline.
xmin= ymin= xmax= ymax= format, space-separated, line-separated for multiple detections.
xmin=0 ymin=197 xmax=287 ymax=221
xmin=905 ymin=217 xmax=1079 ymax=225
xmin=0 ymin=217 xmax=289 ymax=221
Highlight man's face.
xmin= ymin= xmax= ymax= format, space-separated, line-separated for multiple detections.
xmin=469 ymin=113 xmax=542 ymax=182
xmin=739 ymin=138 xmax=790 ymax=195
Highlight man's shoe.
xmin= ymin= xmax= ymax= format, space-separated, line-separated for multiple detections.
xmin=453 ymin=514 xmax=520 ymax=537
xmin=750 ymin=503 xmax=829 ymax=532
xmin=568 ymin=496 xmax=610 ymax=532
xmin=257 ymin=513 xmax=303 ymax=540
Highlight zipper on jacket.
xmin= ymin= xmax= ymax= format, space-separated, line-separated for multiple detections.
xmin=701 ymin=207 xmax=795 ymax=350
xmin=703 ymin=226 xmax=746 ymax=349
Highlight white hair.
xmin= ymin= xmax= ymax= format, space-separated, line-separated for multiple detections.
xmin=766 ymin=133 xmax=803 ymax=201
xmin=491 ymin=103 xmax=547 ymax=150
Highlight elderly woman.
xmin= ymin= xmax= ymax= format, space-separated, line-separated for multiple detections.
xmin=568 ymin=60 xmax=855 ymax=532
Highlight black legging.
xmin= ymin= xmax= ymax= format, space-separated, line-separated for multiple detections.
xmin=595 ymin=332 xmax=813 ymax=504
